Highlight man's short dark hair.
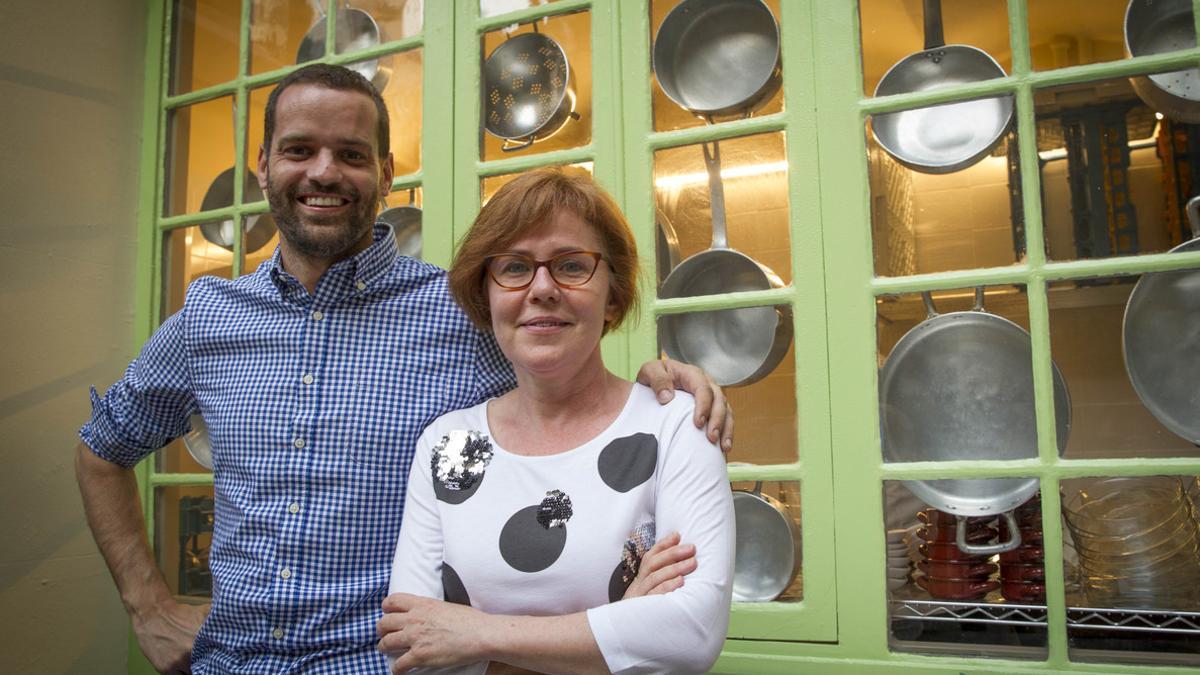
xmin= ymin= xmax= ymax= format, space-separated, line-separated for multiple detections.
xmin=263 ymin=63 xmax=390 ymax=158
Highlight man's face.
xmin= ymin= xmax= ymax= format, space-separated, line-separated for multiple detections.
xmin=258 ymin=84 xmax=393 ymax=262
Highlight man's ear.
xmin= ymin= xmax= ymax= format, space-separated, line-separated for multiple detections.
xmin=380 ymin=152 xmax=395 ymax=196
xmin=257 ymin=145 xmax=269 ymax=190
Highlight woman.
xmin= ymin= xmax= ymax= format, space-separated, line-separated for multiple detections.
xmin=379 ymin=169 xmax=734 ymax=674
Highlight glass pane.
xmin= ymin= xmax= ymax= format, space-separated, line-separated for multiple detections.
xmin=245 ymin=84 xmax=273 ymax=204
xmin=161 ymin=225 xmax=234 ymax=319
xmin=374 ymin=49 xmax=423 ymax=177
xmin=867 ymin=116 xmax=1022 ymax=277
xmin=480 ymin=162 xmax=594 ymax=204
xmin=339 ymin=0 xmax=423 ymax=49
xmin=164 ymin=96 xmax=237 ymax=218
xmin=1036 ymin=76 xmax=1193 ymax=262
xmin=859 ymin=0 xmax=1010 ymax=98
xmin=654 ymin=132 xmax=792 ymax=290
xmin=156 ymin=485 xmax=215 ymax=598
xmin=481 ymin=11 xmax=592 ymax=160
xmin=481 ymin=0 xmax=563 ymax=19
xmin=650 ymin=0 xmax=784 ymax=132
xmin=379 ymin=186 xmax=424 ymax=260
xmin=249 ymin=0 xmax=321 ymax=77
xmin=1048 ymin=276 xmax=1200 ymax=459
xmin=729 ymin=480 xmax=802 ymax=603
xmin=708 ymin=337 xmax=796 ymax=463
xmin=1029 ymin=0 xmax=1195 ymax=71
xmin=877 ymin=285 xmax=1052 ymax=465
xmin=887 ymin=481 xmax=1049 ymax=659
xmin=170 ymin=0 xmax=241 ymax=95
xmin=1064 ymin=474 xmax=1200 ymax=667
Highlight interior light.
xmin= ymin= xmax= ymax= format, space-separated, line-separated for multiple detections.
xmin=654 ymin=160 xmax=789 ymax=190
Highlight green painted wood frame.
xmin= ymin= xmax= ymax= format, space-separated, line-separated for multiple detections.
xmin=127 ymin=0 xmax=1200 ymax=672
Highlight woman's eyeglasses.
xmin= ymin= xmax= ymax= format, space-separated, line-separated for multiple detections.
xmin=484 ymin=251 xmax=604 ymax=290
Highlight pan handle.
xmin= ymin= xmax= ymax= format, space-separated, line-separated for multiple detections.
xmin=973 ymin=286 xmax=985 ymax=311
xmin=923 ymin=0 xmax=945 ymax=51
xmin=920 ymin=291 xmax=939 ymax=319
xmin=1186 ymin=195 xmax=1200 ymax=240
xmin=955 ymin=512 xmax=1022 ymax=555
xmin=702 ymin=141 xmax=729 ymax=249
xmin=501 ymin=136 xmax=536 ymax=152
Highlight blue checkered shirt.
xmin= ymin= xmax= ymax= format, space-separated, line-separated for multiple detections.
xmin=80 ymin=223 xmax=514 ymax=673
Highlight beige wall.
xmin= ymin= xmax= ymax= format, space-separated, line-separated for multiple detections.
xmin=0 ymin=1 xmax=146 ymax=672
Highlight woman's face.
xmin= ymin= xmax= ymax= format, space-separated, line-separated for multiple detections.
xmin=486 ymin=209 xmax=616 ymax=380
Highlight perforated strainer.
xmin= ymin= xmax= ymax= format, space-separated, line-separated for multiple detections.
xmin=482 ymin=31 xmax=579 ymax=152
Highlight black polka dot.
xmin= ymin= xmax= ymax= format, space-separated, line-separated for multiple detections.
xmin=608 ymin=560 xmax=634 ymax=602
xmin=434 ymin=477 xmax=484 ymax=504
xmin=597 ymin=433 xmax=658 ymax=493
xmin=441 ymin=562 xmax=471 ymax=606
xmin=499 ymin=505 xmax=568 ymax=573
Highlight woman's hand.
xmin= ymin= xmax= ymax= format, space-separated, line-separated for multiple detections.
xmin=377 ymin=593 xmax=490 ymax=673
xmin=623 ymin=532 xmax=698 ymax=599
xmin=636 ymin=357 xmax=734 ymax=453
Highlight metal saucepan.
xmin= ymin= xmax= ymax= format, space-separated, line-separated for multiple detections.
xmin=182 ymin=414 xmax=213 ymax=471
xmin=656 ymin=207 xmax=681 ymax=286
xmin=296 ymin=5 xmax=389 ymax=92
xmin=1122 ymin=195 xmax=1200 ymax=444
xmin=1125 ymin=0 xmax=1200 ymax=123
xmin=879 ymin=289 xmax=1072 ymax=554
xmin=199 ymin=167 xmax=277 ymax=253
xmin=377 ymin=190 xmax=422 ymax=259
xmin=652 ymin=0 xmax=781 ymax=117
xmin=658 ymin=142 xmax=793 ymax=387
xmin=731 ymin=481 xmax=800 ymax=602
xmin=482 ymin=31 xmax=579 ymax=152
xmin=871 ymin=0 xmax=1013 ymax=173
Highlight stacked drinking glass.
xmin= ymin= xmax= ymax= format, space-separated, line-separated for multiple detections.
xmin=1062 ymin=476 xmax=1200 ymax=610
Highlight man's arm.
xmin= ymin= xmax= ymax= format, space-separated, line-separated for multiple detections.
xmin=75 ymin=442 xmax=208 ymax=674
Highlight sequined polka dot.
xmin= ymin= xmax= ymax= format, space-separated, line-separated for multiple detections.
xmin=431 ymin=430 xmax=493 ymax=505
xmin=597 ymin=433 xmax=658 ymax=493
xmin=499 ymin=497 xmax=570 ymax=573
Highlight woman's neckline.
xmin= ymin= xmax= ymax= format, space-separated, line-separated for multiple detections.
xmin=483 ymin=381 xmax=640 ymax=460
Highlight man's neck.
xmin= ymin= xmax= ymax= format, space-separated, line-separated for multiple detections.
xmin=278 ymin=236 xmax=372 ymax=293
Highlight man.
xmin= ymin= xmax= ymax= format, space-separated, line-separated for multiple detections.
xmin=76 ymin=64 xmax=731 ymax=674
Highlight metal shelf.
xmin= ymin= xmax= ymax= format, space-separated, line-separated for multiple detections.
xmin=892 ymin=598 xmax=1200 ymax=635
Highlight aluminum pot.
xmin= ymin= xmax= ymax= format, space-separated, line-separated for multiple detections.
xmin=1125 ymin=0 xmax=1200 ymax=123
xmin=482 ymin=31 xmax=578 ymax=152
xmin=731 ymin=481 xmax=800 ymax=602
xmin=879 ymin=289 xmax=1072 ymax=554
xmin=296 ymin=6 xmax=388 ymax=91
xmin=658 ymin=142 xmax=793 ymax=387
xmin=199 ymin=167 xmax=277 ymax=253
xmin=871 ymin=0 xmax=1013 ymax=173
xmin=182 ymin=414 xmax=213 ymax=471
xmin=652 ymin=0 xmax=781 ymax=117
xmin=1122 ymin=195 xmax=1200 ymax=444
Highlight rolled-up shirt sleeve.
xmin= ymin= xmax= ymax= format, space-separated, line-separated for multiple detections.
xmin=79 ymin=308 xmax=196 ymax=468
xmin=586 ymin=411 xmax=736 ymax=674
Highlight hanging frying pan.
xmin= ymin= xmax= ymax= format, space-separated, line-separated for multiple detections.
xmin=482 ymin=30 xmax=579 ymax=152
xmin=377 ymin=190 xmax=422 ymax=259
xmin=871 ymin=0 xmax=1013 ymax=173
xmin=1125 ymin=0 xmax=1200 ymax=123
xmin=879 ymin=289 xmax=1072 ymax=554
xmin=199 ymin=167 xmax=277 ymax=253
xmin=296 ymin=5 xmax=389 ymax=92
xmin=1122 ymin=196 xmax=1200 ymax=444
xmin=658 ymin=142 xmax=793 ymax=387
xmin=730 ymin=480 xmax=799 ymax=602
xmin=652 ymin=0 xmax=781 ymax=118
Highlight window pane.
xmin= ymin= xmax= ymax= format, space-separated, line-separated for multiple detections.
xmin=730 ymin=480 xmax=802 ymax=603
xmin=156 ymin=485 xmax=215 ymax=599
xmin=164 ymin=97 xmax=237 ymax=218
xmin=250 ymin=0 xmax=321 ymax=77
xmin=170 ymin=0 xmax=241 ymax=95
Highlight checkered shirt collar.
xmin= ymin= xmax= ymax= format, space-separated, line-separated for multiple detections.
xmin=263 ymin=222 xmax=398 ymax=297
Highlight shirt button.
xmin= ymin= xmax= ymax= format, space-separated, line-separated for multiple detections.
xmin=280 ymin=568 xmax=292 ymax=580
xmin=293 ymin=437 xmax=306 ymax=449
xmin=301 ymin=374 xmax=314 ymax=385
xmin=272 ymin=628 xmax=284 ymax=639
xmin=311 ymin=310 xmax=324 ymax=321
xmin=288 ymin=502 xmax=300 ymax=514
xmin=356 ymin=280 xmax=366 ymax=291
